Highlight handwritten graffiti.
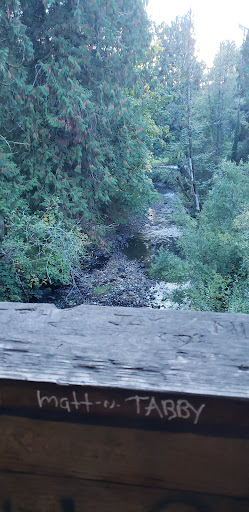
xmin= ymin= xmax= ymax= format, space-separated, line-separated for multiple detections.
xmin=37 ymin=391 xmax=205 ymax=424
xmin=125 ymin=395 xmax=205 ymax=424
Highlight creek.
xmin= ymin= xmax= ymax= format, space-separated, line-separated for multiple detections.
xmin=40 ymin=181 xmax=183 ymax=309
xmin=123 ymin=182 xmax=181 ymax=266
xmin=122 ymin=182 xmax=182 ymax=308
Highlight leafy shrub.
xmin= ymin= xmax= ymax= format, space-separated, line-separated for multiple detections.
xmin=149 ymin=248 xmax=187 ymax=283
xmin=0 ymin=210 xmax=89 ymax=301
xmin=150 ymin=164 xmax=178 ymax=186
xmin=149 ymin=161 xmax=249 ymax=312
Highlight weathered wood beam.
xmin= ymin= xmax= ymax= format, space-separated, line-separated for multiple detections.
xmin=0 ymin=303 xmax=248 ymax=509
xmin=0 ymin=416 xmax=248 ymax=498
xmin=1 ymin=472 xmax=249 ymax=512
xmin=0 ymin=303 xmax=248 ymax=397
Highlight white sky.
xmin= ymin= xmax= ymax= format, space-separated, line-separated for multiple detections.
xmin=147 ymin=0 xmax=249 ymax=67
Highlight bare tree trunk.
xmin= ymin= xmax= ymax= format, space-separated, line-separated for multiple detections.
xmin=207 ymin=79 xmax=215 ymax=145
xmin=216 ymin=45 xmax=223 ymax=164
xmin=176 ymin=176 xmax=192 ymax=201
xmin=186 ymin=27 xmax=200 ymax=212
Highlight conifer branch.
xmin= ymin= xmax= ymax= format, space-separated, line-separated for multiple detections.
xmin=0 ymin=135 xmax=29 ymax=147
xmin=0 ymin=135 xmax=11 ymax=149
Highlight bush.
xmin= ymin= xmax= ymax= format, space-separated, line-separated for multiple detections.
xmin=0 ymin=210 xmax=89 ymax=301
xmin=149 ymin=248 xmax=187 ymax=283
xmin=150 ymin=164 xmax=178 ymax=186
xmin=149 ymin=161 xmax=249 ymax=312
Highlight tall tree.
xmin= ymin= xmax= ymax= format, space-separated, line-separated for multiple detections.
xmin=155 ymin=12 xmax=203 ymax=210
xmin=1 ymin=0 xmax=154 ymax=226
xmin=0 ymin=0 xmax=33 ymax=227
xmin=188 ymin=40 xmax=239 ymax=198
xmin=232 ymin=28 xmax=249 ymax=162
xmin=207 ymin=41 xmax=239 ymax=165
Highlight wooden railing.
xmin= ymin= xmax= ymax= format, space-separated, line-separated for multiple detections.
xmin=0 ymin=302 xmax=248 ymax=511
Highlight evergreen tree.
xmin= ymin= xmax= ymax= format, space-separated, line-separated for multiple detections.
xmin=207 ymin=41 xmax=239 ymax=164
xmin=1 ymin=0 xmax=154 ymax=224
xmin=0 ymin=0 xmax=155 ymax=301
xmin=155 ymin=12 xmax=203 ymax=210
xmin=189 ymin=41 xmax=239 ymax=197
xmin=0 ymin=0 xmax=33 ymax=223
xmin=232 ymin=29 xmax=249 ymax=162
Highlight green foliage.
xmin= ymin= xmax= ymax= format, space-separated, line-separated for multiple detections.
xmin=151 ymin=157 xmax=170 ymax=166
xmin=232 ymin=30 xmax=249 ymax=162
xmin=149 ymin=248 xmax=187 ymax=283
xmin=150 ymin=165 xmax=178 ymax=187
xmin=0 ymin=149 xmax=25 ymax=217
xmin=0 ymin=0 xmax=156 ymax=301
xmin=154 ymin=12 xmax=203 ymax=160
xmin=150 ymin=161 xmax=249 ymax=313
xmin=93 ymin=285 xmax=111 ymax=297
xmin=189 ymin=40 xmax=239 ymax=190
xmin=0 ymin=0 xmax=153 ymax=224
xmin=141 ymin=79 xmax=172 ymax=157
xmin=2 ymin=2 xmax=249 ymax=309
xmin=149 ymin=16 xmax=245 ymax=202
xmin=0 ymin=210 xmax=89 ymax=301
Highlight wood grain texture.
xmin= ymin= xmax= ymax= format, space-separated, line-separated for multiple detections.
xmin=0 ymin=415 xmax=248 ymax=498
xmin=0 ymin=303 xmax=249 ymax=398
xmin=0 ymin=303 xmax=248 ymax=508
xmin=0 ymin=473 xmax=249 ymax=512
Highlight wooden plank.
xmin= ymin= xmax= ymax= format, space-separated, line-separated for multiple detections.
xmin=0 ymin=472 xmax=249 ymax=512
xmin=0 ymin=415 xmax=248 ymax=498
xmin=0 ymin=379 xmax=248 ymax=437
xmin=0 ymin=303 xmax=249 ymax=398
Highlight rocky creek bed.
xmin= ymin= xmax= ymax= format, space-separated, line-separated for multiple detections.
xmin=44 ymin=183 xmax=183 ymax=310
xmin=50 ymin=252 xmax=156 ymax=308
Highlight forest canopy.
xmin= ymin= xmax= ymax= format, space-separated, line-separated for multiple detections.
xmin=0 ymin=0 xmax=154 ymax=300
xmin=148 ymin=13 xmax=249 ymax=313
xmin=0 ymin=1 xmax=249 ymax=311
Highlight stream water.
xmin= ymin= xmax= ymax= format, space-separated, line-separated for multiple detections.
xmin=124 ymin=183 xmax=181 ymax=265
xmin=123 ymin=183 xmax=183 ymax=308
